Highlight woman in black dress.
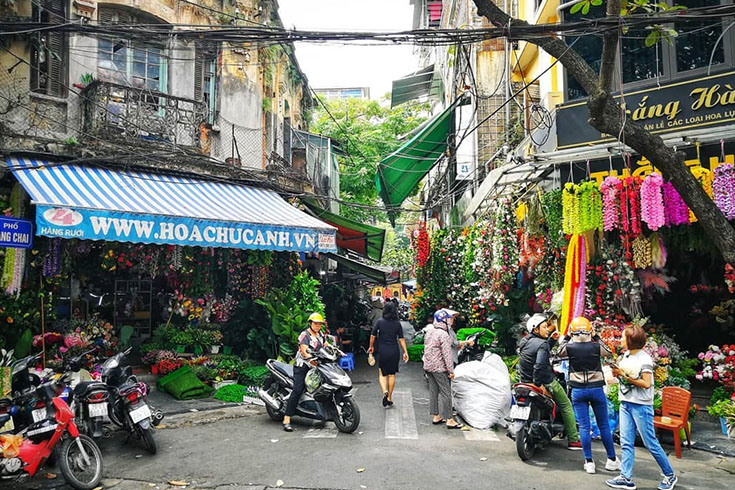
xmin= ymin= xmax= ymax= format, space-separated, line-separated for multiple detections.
xmin=367 ymin=302 xmax=409 ymax=407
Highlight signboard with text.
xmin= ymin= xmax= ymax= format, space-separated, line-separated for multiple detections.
xmin=557 ymin=70 xmax=735 ymax=149
xmin=0 ymin=216 xmax=33 ymax=249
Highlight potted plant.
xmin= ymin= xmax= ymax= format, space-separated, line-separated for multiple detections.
xmin=169 ymin=329 xmax=193 ymax=353
xmin=707 ymin=399 xmax=735 ymax=435
xmin=73 ymin=73 xmax=94 ymax=90
xmin=209 ymin=329 xmax=223 ymax=354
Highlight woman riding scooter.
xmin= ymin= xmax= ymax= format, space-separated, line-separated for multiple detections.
xmin=282 ymin=312 xmax=327 ymax=432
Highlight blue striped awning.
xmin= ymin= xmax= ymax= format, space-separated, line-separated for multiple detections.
xmin=7 ymin=157 xmax=337 ymax=253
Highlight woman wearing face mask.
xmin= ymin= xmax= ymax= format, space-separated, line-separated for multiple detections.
xmin=282 ymin=312 xmax=327 ymax=432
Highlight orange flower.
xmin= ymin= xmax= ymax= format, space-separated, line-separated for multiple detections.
xmin=6 ymin=317 xmax=13 ymax=324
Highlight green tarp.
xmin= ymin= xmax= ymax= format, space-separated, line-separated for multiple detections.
xmin=302 ymin=199 xmax=386 ymax=262
xmin=391 ymin=65 xmax=443 ymax=108
xmin=324 ymin=252 xmax=398 ymax=285
xmin=375 ymin=100 xmax=459 ymax=221
xmin=157 ymin=366 xmax=214 ymax=400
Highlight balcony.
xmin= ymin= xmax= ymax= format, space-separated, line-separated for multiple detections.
xmin=82 ymin=80 xmax=207 ymax=149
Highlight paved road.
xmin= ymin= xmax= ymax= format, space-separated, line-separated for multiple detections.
xmin=9 ymin=357 xmax=735 ymax=490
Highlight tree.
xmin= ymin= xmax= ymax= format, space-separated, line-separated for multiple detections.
xmin=472 ymin=0 xmax=735 ymax=262
xmin=310 ymin=97 xmax=429 ymax=222
xmin=381 ymin=227 xmax=414 ymax=280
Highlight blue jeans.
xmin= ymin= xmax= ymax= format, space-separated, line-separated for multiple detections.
xmin=620 ymin=401 xmax=675 ymax=480
xmin=571 ymin=387 xmax=617 ymax=461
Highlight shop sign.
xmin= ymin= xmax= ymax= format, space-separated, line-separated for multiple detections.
xmin=559 ymin=141 xmax=735 ymax=184
xmin=34 ymin=206 xmax=338 ymax=253
xmin=0 ymin=216 xmax=33 ymax=249
xmin=557 ymin=70 xmax=735 ymax=149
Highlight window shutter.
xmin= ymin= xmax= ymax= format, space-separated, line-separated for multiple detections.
xmin=47 ymin=31 xmax=65 ymax=96
xmin=194 ymin=51 xmax=203 ymax=101
xmin=98 ymin=7 xmax=114 ymax=23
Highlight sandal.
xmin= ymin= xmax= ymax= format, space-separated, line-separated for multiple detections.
xmin=282 ymin=423 xmax=294 ymax=432
xmin=446 ymin=422 xmax=465 ymax=429
xmin=432 ymin=419 xmax=446 ymax=425
xmin=382 ymin=392 xmax=389 ymax=407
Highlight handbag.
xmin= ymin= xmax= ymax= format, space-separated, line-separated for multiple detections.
xmin=367 ymin=353 xmax=376 ymax=367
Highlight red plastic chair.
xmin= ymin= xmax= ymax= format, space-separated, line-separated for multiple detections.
xmin=653 ymin=386 xmax=692 ymax=459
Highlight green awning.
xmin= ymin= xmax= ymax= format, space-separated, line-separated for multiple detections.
xmin=325 ymin=252 xmax=399 ymax=285
xmin=303 ymin=199 xmax=386 ymax=262
xmin=375 ymin=99 xmax=460 ymax=218
xmin=391 ymin=65 xmax=444 ymax=108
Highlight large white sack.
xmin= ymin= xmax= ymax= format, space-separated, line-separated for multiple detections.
xmin=452 ymin=352 xmax=512 ymax=429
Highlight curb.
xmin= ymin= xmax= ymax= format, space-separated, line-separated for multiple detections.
xmin=159 ymin=404 xmax=264 ymax=429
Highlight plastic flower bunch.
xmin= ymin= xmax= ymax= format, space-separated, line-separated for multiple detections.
xmin=696 ymin=344 xmax=735 ymax=390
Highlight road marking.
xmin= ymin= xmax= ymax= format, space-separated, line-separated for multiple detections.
xmin=463 ymin=428 xmax=501 ymax=441
xmin=303 ymin=421 xmax=339 ymax=438
xmin=385 ymin=390 xmax=418 ymax=440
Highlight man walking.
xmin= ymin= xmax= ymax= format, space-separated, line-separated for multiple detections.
xmin=518 ymin=313 xmax=582 ymax=450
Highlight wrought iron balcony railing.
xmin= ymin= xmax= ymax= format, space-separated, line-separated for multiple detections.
xmin=81 ymin=80 xmax=207 ymax=149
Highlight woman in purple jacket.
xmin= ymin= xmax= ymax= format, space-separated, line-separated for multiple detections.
xmin=422 ymin=309 xmax=464 ymax=429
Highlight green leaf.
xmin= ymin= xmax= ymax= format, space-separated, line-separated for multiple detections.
xmin=591 ymin=0 xmax=603 ymax=5
xmin=645 ymin=30 xmax=660 ymax=47
xmin=581 ymin=3 xmax=590 ymax=14
xmin=570 ymin=1 xmax=585 ymax=13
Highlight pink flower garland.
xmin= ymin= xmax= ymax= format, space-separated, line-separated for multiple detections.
xmin=600 ymin=176 xmax=622 ymax=231
xmin=662 ymin=182 xmax=689 ymax=226
xmin=714 ymin=163 xmax=735 ymax=220
xmin=640 ymin=173 xmax=665 ymax=231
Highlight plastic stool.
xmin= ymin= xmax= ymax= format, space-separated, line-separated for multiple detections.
xmin=339 ymin=353 xmax=355 ymax=371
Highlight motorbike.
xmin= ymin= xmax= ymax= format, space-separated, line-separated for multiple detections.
xmin=100 ymin=347 xmax=163 ymax=454
xmin=58 ymin=349 xmax=110 ymax=439
xmin=0 ymin=376 xmax=103 ymax=489
xmin=4 ymin=353 xmax=46 ymax=434
xmin=507 ymin=358 xmax=568 ymax=460
xmin=457 ymin=332 xmax=485 ymax=364
xmin=258 ymin=343 xmax=360 ymax=433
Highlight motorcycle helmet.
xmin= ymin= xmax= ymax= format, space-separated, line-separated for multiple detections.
xmin=570 ymin=317 xmax=592 ymax=335
xmin=526 ymin=313 xmax=548 ymax=333
xmin=308 ymin=312 xmax=325 ymax=324
xmin=434 ymin=308 xmax=458 ymax=323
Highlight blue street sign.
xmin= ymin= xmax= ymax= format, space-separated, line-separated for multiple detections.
xmin=0 ymin=216 xmax=33 ymax=249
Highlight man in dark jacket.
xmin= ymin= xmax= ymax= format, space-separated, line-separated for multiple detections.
xmin=518 ymin=313 xmax=581 ymax=450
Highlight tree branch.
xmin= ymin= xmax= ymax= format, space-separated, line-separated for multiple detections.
xmin=599 ymin=0 xmax=621 ymax=94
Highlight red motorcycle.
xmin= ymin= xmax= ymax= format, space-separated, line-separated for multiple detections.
xmin=0 ymin=376 xmax=103 ymax=489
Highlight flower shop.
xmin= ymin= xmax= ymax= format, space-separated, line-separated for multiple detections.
xmin=410 ymin=160 xmax=735 ymax=441
xmin=0 ymin=158 xmax=343 ymax=400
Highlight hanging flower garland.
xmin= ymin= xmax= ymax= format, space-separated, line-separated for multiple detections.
xmin=413 ymin=225 xmax=431 ymax=269
xmin=650 ymin=232 xmax=668 ymax=269
xmin=632 ymin=234 xmax=653 ymax=269
xmin=42 ymin=239 xmax=62 ymax=277
xmin=621 ymin=177 xmax=642 ymax=237
xmin=541 ymin=189 xmax=564 ymax=248
xmin=6 ymin=184 xmax=26 ymax=296
xmin=600 ymin=177 xmax=623 ymax=231
xmin=662 ymin=181 xmax=689 ymax=227
xmin=689 ymin=167 xmax=714 ymax=222
xmin=562 ymin=183 xmax=580 ymax=235
xmin=578 ymin=181 xmax=603 ymax=232
xmin=560 ymin=234 xmax=587 ymax=335
xmin=714 ymin=163 xmax=735 ymax=220
xmin=640 ymin=173 xmax=665 ymax=231
xmin=490 ymin=199 xmax=519 ymax=304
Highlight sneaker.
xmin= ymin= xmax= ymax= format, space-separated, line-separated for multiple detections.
xmin=658 ymin=474 xmax=678 ymax=490
xmin=567 ymin=441 xmax=583 ymax=451
xmin=605 ymin=476 xmax=636 ymax=489
xmin=584 ymin=461 xmax=596 ymax=474
xmin=605 ymin=458 xmax=621 ymax=472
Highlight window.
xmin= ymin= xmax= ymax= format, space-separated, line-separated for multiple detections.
xmin=97 ymin=8 xmax=167 ymax=95
xmin=30 ymin=0 xmax=67 ymax=97
xmin=565 ymin=0 xmax=733 ymax=101
xmin=195 ymin=50 xmax=217 ymax=124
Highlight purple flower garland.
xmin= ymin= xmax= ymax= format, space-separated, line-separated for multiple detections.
xmin=714 ymin=163 xmax=735 ymax=220
xmin=662 ymin=182 xmax=689 ymax=226
xmin=640 ymin=173 xmax=665 ymax=231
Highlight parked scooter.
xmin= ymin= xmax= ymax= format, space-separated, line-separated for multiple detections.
xmin=0 ymin=376 xmax=103 ymax=489
xmin=457 ymin=332 xmax=485 ymax=364
xmin=99 ymin=347 xmax=163 ymax=454
xmin=5 ymin=352 xmax=45 ymax=434
xmin=59 ymin=349 xmax=110 ymax=439
xmin=507 ymin=358 xmax=568 ymax=460
xmin=258 ymin=344 xmax=360 ymax=433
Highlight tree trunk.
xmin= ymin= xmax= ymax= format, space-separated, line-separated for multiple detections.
xmin=471 ymin=0 xmax=735 ymax=262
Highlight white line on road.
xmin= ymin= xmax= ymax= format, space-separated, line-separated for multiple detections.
xmin=385 ymin=390 xmax=418 ymax=440
xmin=463 ymin=428 xmax=501 ymax=442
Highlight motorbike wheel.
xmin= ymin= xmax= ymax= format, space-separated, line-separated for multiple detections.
xmin=139 ymin=426 xmax=157 ymax=455
xmin=58 ymin=434 xmax=103 ymax=490
xmin=515 ymin=424 xmax=534 ymax=461
xmin=263 ymin=376 xmax=285 ymax=422
xmin=334 ymin=398 xmax=360 ymax=434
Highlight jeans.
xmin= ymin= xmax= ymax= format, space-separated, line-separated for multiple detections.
xmin=285 ymin=365 xmax=310 ymax=417
xmin=545 ymin=378 xmax=580 ymax=443
xmin=620 ymin=401 xmax=675 ymax=480
xmin=571 ymin=386 xmax=617 ymax=461
xmin=426 ymin=371 xmax=452 ymax=420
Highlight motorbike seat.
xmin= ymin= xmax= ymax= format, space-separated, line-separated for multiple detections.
xmin=273 ymin=361 xmax=294 ymax=379
xmin=0 ymin=414 xmax=9 ymax=425
xmin=514 ymin=382 xmax=550 ymax=397
xmin=73 ymin=381 xmax=106 ymax=397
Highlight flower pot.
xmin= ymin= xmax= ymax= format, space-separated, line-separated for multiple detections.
xmin=721 ymin=416 xmax=729 ymax=436
xmin=210 ymin=345 xmax=220 ymax=354
xmin=175 ymin=345 xmax=185 ymax=353
xmin=194 ymin=345 xmax=203 ymax=355
xmin=679 ymin=421 xmax=691 ymax=441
